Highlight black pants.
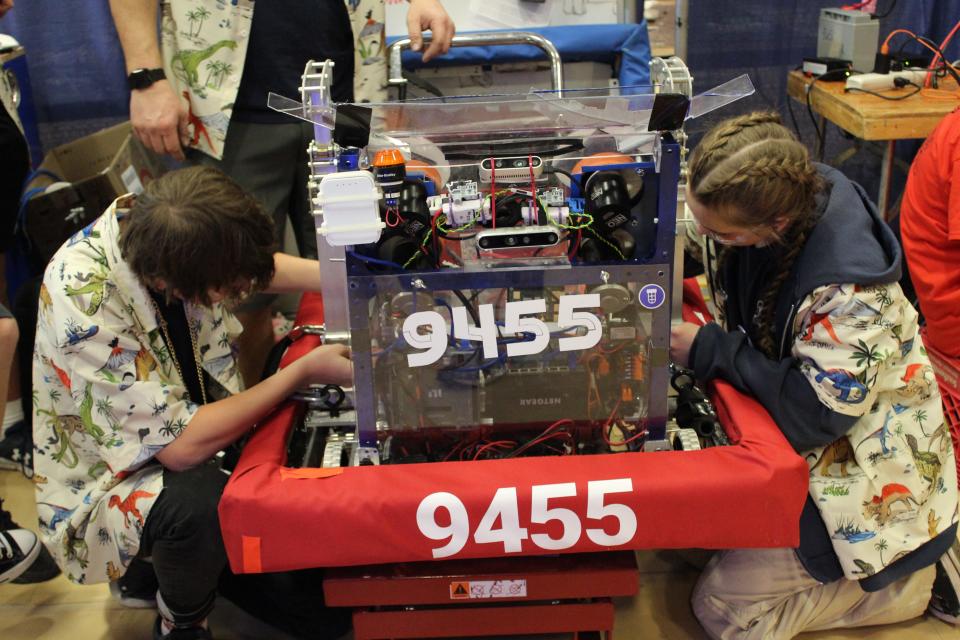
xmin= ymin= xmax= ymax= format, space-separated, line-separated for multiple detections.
xmin=139 ymin=461 xmax=351 ymax=638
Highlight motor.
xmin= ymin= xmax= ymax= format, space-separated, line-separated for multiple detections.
xmin=578 ymin=170 xmax=641 ymax=261
xmin=670 ymin=363 xmax=729 ymax=447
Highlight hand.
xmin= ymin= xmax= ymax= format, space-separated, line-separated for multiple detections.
xmin=0 ymin=0 xmax=14 ymax=19
xmin=670 ymin=322 xmax=702 ymax=369
xmin=407 ymin=0 xmax=455 ymax=63
xmin=298 ymin=343 xmax=354 ymax=387
xmin=130 ymin=80 xmax=190 ymax=161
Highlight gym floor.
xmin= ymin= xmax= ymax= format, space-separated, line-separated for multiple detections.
xmin=1 ymin=470 xmax=957 ymax=640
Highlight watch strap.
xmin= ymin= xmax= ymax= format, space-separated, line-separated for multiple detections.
xmin=127 ymin=68 xmax=166 ymax=91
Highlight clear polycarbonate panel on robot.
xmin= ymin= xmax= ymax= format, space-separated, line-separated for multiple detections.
xmin=275 ymin=72 xmax=754 ymax=465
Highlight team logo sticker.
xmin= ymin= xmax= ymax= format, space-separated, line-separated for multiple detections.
xmin=638 ymin=284 xmax=665 ymax=310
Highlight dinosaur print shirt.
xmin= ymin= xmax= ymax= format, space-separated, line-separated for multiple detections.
xmin=690 ymin=164 xmax=959 ymax=589
xmin=159 ymin=0 xmax=382 ymax=156
xmin=794 ymin=283 xmax=957 ymax=583
xmin=161 ymin=0 xmax=254 ymax=159
xmin=33 ymin=197 xmax=244 ymax=584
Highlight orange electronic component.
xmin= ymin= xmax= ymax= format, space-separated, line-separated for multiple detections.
xmin=571 ymin=152 xmax=634 ymax=175
xmin=631 ymin=353 xmax=646 ymax=381
xmin=406 ymin=160 xmax=443 ymax=190
xmin=372 ymin=148 xmax=405 ymax=167
xmin=372 ymin=149 xmax=406 ymax=207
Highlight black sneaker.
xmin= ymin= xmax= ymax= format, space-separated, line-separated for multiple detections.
xmin=11 ymin=542 xmax=60 ymax=583
xmin=0 ymin=497 xmax=59 ymax=583
xmin=929 ymin=541 xmax=960 ymax=625
xmin=0 ymin=527 xmax=42 ymax=583
xmin=111 ymin=557 xmax=160 ymax=608
xmin=152 ymin=616 xmax=213 ymax=640
xmin=0 ymin=420 xmax=32 ymax=477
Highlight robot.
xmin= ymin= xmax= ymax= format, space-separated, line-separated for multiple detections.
xmin=266 ymin=59 xmax=755 ymax=468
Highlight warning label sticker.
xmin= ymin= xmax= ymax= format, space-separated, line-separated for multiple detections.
xmin=449 ymin=579 xmax=527 ymax=600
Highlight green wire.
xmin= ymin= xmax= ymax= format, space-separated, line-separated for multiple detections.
xmin=402 ymin=219 xmax=439 ymax=269
xmin=585 ymin=226 xmax=626 ymax=260
xmin=553 ymin=211 xmax=593 ymax=230
xmin=437 ymin=213 xmax=477 ymax=234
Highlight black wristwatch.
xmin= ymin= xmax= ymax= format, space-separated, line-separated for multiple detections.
xmin=127 ymin=67 xmax=166 ymax=91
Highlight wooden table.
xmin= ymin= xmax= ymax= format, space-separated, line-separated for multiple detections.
xmin=786 ymin=69 xmax=959 ymax=216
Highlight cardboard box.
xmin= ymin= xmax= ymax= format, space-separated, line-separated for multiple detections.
xmin=644 ymin=0 xmax=676 ymax=58
xmin=22 ymin=121 xmax=165 ymax=264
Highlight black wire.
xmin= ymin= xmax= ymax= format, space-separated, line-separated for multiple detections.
xmin=785 ymin=93 xmax=803 ymax=141
xmin=503 ymin=422 xmax=570 ymax=459
xmin=804 ymin=78 xmax=826 ymax=159
xmin=844 ymin=83 xmax=922 ymax=100
xmin=452 ymin=289 xmax=481 ymax=328
xmin=451 ymin=289 xmax=503 ymax=340
xmin=913 ymin=35 xmax=960 ymax=86
xmin=890 ymin=31 xmax=960 ymax=87
xmin=441 ymin=233 xmax=477 ymax=242
xmin=439 ymin=346 xmax=480 ymax=371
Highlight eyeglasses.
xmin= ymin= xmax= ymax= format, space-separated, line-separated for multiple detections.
xmin=700 ymin=226 xmax=753 ymax=246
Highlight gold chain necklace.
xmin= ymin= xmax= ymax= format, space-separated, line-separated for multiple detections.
xmin=148 ymin=295 xmax=208 ymax=405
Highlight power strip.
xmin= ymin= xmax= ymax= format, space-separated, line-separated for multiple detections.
xmin=845 ymin=69 xmax=928 ymax=91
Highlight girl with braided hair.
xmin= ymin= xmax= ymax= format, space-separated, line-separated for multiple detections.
xmin=670 ymin=112 xmax=959 ymax=637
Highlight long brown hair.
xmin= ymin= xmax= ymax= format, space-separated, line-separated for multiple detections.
xmin=688 ymin=112 xmax=825 ymax=358
xmin=120 ymin=166 xmax=276 ymax=306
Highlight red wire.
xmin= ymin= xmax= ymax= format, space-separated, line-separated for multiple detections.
xmin=473 ymin=440 xmax=517 ymax=460
xmin=604 ymin=399 xmax=621 ymax=429
xmin=841 ymin=0 xmax=872 ymax=10
xmin=528 ymin=154 xmax=538 ymax=220
xmin=523 ymin=431 xmax=574 ymax=454
xmin=490 ymin=158 xmax=497 ymax=229
xmin=444 ymin=440 xmax=465 ymax=461
xmin=606 ymin=426 xmax=648 ymax=447
xmin=568 ymin=228 xmax=581 ymax=260
xmin=929 ymin=19 xmax=960 ymax=87
xmin=545 ymin=418 xmax=574 ymax=433
xmin=600 ymin=398 xmax=648 ymax=447
xmin=507 ymin=419 xmax=575 ymax=458
xmin=385 ymin=207 xmax=402 ymax=228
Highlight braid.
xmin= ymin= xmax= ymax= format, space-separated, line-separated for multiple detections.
xmin=690 ymin=112 xmax=784 ymax=183
xmin=688 ymin=111 xmax=827 ymax=358
xmin=753 ymin=214 xmax=819 ymax=358
xmin=696 ymin=146 xmax=822 ymax=217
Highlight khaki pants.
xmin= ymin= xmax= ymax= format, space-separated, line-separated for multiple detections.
xmin=691 ymin=548 xmax=935 ymax=639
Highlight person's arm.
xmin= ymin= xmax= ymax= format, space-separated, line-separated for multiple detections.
xmin=686 ymin=283 xmax=909 ymax=452
xmin=406 ymin=0 xmax=455 ymax=63
xmin=108 ymin=0 xmax=189 ymax=160
xmin=156 ymin=343 xmax=351 ymax=470
xmin=688 ymin=322 xmax=858 ymax=451
xmin=263 ymin=252 xmax=322 ymax=294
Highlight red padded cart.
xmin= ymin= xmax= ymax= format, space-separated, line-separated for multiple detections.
xmin=218 ymin=286 xmax=807 ymax=637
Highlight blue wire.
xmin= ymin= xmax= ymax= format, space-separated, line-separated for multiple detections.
xmin=439 ymin=355 xmax=505 ymax=374
xmin=24 ymin=168 xmax=62 ymax=186
xmin=346 ymin=250 xmax=404 ymax=270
